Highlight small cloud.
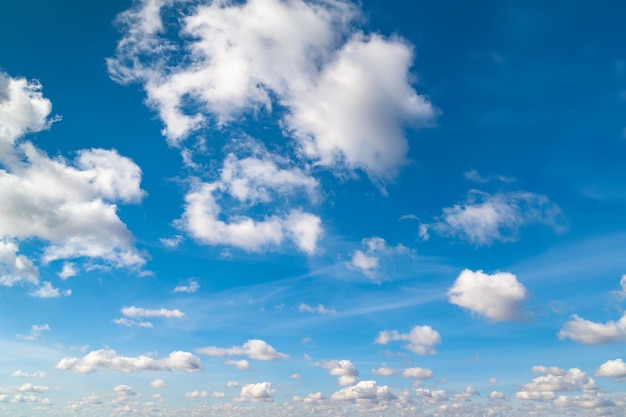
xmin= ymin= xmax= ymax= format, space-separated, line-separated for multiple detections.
xmin=196 ymin=339 xmax=288 ymax=361
xmin=225 ymin=359 xmax=251 ymax=371
xmin=12 ymin=370 xmax=46 ymax=378
xmin=149 ymin=379 xmax=167 ymax=388
xmin=298 ymin=303 xmax=336 ymax=315
xmin=58 ymin=262 xmax=78 ymax=280
xmin=173 ymin=279 xmax=200 ymax=293
xmin=29 ymin=282 xmax=72 ymax=299
xmin=160 ymin=235 xmax=183 ymax=248
xmin=121 ymin=306 xmax=185 ymax=319
xmin=113 ymin=318 xmax=153 ymax=328
xmin=17 ymin=324 xmax=50 ymax=341
xmin=374 ymin=325 xmax=441 ymax=355
xmin=235 ymin=382 xmax=275 ymax=403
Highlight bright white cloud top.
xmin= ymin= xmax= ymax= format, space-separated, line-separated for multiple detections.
xmin=1 ymin=0 xmax=626 ymax=416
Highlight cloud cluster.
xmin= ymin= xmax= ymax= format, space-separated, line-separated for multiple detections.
xmin=108 ymin=0 xmax=434 ymax=180
xmin=0 ymin=72 xmax=146 ymax=273
xmin=515 ymin=367 xmax=596 ymax=401
xmin=374 ymin=325 xmax=441 ymax=355
xmin=55 ymin=349 xmax=202 ymax=374
xmin=177 ymin=145 xmax=323 ymax=254
xmin=348 ymin=236 xmax=409 ymax=280
xmin=447 ymin=269 xmax=529 ymax=321
xmin=196 ymin=339 xmax=288 ymax=361
xmin=235 ymin=382 xmax=275 ymax=403
xmin=423 ymin=190 xmax=563 ymax=245
xmin=298 ymin=303 xmax=336 ymax=315
xmin=331 ymin=380 xmax=396 ymax=411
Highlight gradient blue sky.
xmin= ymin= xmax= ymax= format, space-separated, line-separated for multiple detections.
xmin=1 ymin=0 xmax=626 ymax=415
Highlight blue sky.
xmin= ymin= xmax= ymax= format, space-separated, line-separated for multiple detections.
xmin=1 ymin=0 xmax=626 ymax=415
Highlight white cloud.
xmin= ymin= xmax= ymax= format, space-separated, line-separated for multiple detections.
xmin=177 ymin=147 xmax=322 ymax=254
xmin=113 ymin=318 xmax=153 ymax=328
xmin=149 ymin=379 xmax=167 ymax=388
xmin=173 ymin=279 xmax=199 ymax=293
xmin=595 ymin=358 xmax=626 ymax=379
xmin=196 ymin=339 xmax=288 ymax=361
xmin=371 ymin=367 xmax=397 ymax=377
xmin=159 ymin=235 xmax=183 ymax=248
xmin=488 ymin=391 xmax=505 ymax=400
xmin=235 ymin=382 xmax=275 ymax=403
xmin=287 ymin=33 xmax=434 ymax=179
xmin=55 ymin=349 xmax=202 ymax=374
xmin=225 ymin=359 xmax=251 ymax=371
xmin=0 ymin=74 xmax=146 ymax=270
xmin=185 ymin=390 xmax=209 ymax=399
xmin=317 ymin=359 xmax=359 ymax=386
xmin=58 ymin=262 xmax=78 ymax=279
xmin=298 ymin=303 xmax=336 ymax=315
xmin=0 ymin=239 xmax=38 ymax=287
xmin=108 ymin=0 xmax=434 ymax=179
xmin=374 ymin=325 xmax=441 ymax=355
xmin=16 ymin=324 xmax=49 ymax=341
xmin=0 ymin=72 xmax=54 ymax=150
xmin=350 ymin=251 xmax=379 ymax=277
xmin=293 ymin=392 xmax=325 ymax=404
xmin=426 ymin=190 xmax=563 ymax=245
xmin=331 ymin=380 xmax=396 ymax=411
xmin=347 ymin=236 xmax=410 ymax=279
xmin=415 ymin=388 xmax=448 ymax=404
xmin=120 ymin=306 xmax=185 ymax=319
xmin=11 ymin=371 xmax=46 ymax=378
xmin=558 ymin=313 xmax=626 ymax=345
xmin=29 ymin=281 xmax=71 ymax=298
xmin=447 ymin=269 xmax=529 ymax=321
xmin=515 ymin=367 xmax=596 ymax=401
xmin=402 ymin=367 xmax=433 ymax=379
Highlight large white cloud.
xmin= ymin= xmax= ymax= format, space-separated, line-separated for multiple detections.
xmin=0 ymin=73 xmax=146 ymax=270
xmin=558 ymin=313 xmax=626 ymax=345
xmin=595 ymin=358 xmax=626 ymax=379
xmin=108 ymin=0 xmax=435 ymax=179
xmin=374 ymin=325 xmax=441 ymax=355
xmin=424 ymin=190 xmax=563 ymax=245
xmin=196 ymin=339 xmax=288 ymax=361
xmin=55 ymin=349 xmax=202 ymax=374
xmin=331 ymin=380 xmax=396 ymax=411
xmin=447 ymin=269 xmax=529 ymax=321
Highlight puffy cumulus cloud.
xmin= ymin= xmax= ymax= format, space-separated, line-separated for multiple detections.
xmin=349 ymin=250 xmax=379 ymax=277
xmin=293 ymin=392 xmax=325 ymax=404
xmin=596 ymin=358 xmax=626 ymax=379
xmin=423 ymin=190 xmax=563 ymax=246
xmin=235 ymin=382 xmax=275 ymax=403
xmin=55 ymin=349 xmax=202 ymax=374
xmin=185 ymin=390 xmax=209 ymax=399
xmin=331 ymin=380 xmax=396 ymax=411
xmin=447 ymin=269 xmax=529 ymax=322
xmin=298 ymin=303 xmax=336 ymax=315
xmin=149 ymin=379 xmax=167 ymax=388
xmin=402 ymin=367 xmax=433 ymax=379
xmin=0 ymin=239 xmax=38 ymax=287
xmin=317 ymin=359 xmax=360 ymax=386
xmin=173 ymin=279 xmax=199 ymax=293
xmin=415 ymin=388 xmax=448 ymax=404
xmin=29 ymin=281 xmax=71 ymax=298
xmin=0 ymin=72 xmax=54 ymax=150
xmin=225 ymin=359 xmax=251 ymax=371
xmin=287 ymin=33 xmax=434 ymax=179
xmin=11 ymin=370 xmax=46 ymax=378
xmin=16 ymin=324 xmax=49 ymax=341
xmin=177 ymin=146 xmax=322 ymax=254
xmin=558 ymin=313 xmax=626 ymax=345
xmin=113 ymin=385 xmax=137 ymax=397
xmin=515 ymin=367 xmax=596 ymax=401
xmin=108 ymin=0 xmax=434 ymax=180
xmin=374 ymin=325 xmax=441 ymax=355
xmin=120 ymin=306 xmax=185 ymax=319
xmin=196 ymin=339 xmax=288 ymax=361
xmin=488 ymin=390 xmax=506 ymax=401
xmin=0 ymin=72 xmax=147 ymax=272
